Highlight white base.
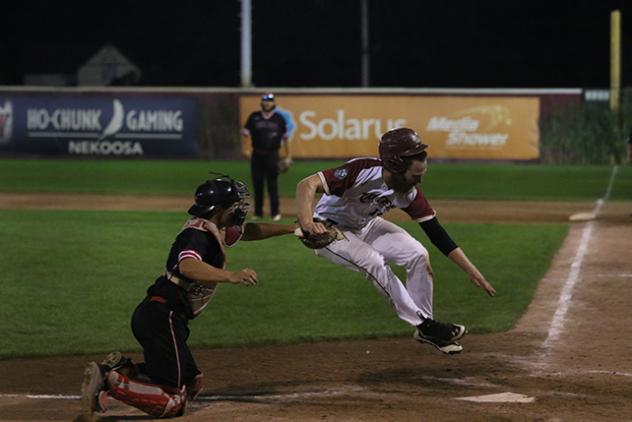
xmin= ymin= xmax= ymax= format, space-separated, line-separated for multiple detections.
xmin=455 ymin=392 xmax=535 ymax=403
xmin=569 ymin=212 xmax=596 ymax=222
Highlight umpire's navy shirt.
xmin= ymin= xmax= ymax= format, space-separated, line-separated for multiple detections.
xmin=245 ymin=111 xmax=287 ymax=151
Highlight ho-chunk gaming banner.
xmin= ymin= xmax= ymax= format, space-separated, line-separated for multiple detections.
xmin=0 ymin=94 xmax=198 ymax=156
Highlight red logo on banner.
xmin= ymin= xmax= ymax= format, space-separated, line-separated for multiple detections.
xmin=0 ymin=115 xmax=7 ymax=138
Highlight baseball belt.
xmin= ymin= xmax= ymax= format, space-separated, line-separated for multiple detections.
xmin=164 ymin=271 xmax=196 ymax=292
xmin=149 ymin=295 xmax=167 ymax=304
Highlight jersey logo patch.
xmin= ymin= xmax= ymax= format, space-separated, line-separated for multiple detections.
xmin=333 ymin=168 xmax=348 ymax=180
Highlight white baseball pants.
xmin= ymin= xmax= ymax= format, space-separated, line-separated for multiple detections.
xmin=315 ymin=217 xmax=433 ymax=326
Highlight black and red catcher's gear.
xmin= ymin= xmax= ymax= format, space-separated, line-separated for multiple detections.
xmin=379 ymin=128 xmax=429 ymax=173
xmin=106 ymin=369 xmax=186 ymax=417
xmin=188 ymin=175 xmax=250 ymax=226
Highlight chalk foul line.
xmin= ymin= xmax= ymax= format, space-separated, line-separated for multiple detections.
xmin=542 ymin=165 xmax=618 ymax=351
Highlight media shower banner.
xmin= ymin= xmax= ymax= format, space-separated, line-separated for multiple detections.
xmin=239 ymin=95 xmax=540 ymax=159
xmin=0 ymin=95 xmax=199 ymax=156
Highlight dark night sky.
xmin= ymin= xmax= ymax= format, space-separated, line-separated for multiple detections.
xmin=1 ymin=0 xmax=630 ymax=88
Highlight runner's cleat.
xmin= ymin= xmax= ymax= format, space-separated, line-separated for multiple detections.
xmin=414 ymin=319 xmax=466 ymax=354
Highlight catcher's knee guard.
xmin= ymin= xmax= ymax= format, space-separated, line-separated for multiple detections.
xmin=106 ymin=370 xmax=186 ymax=417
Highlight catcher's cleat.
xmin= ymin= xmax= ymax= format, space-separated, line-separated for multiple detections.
xmin=81 ymin=362 xmax=107 ymax=417
xmin=100 ymin=351 xmax=131 ymax=371
xmin=414 ymin=319 xmax=466 ymax=355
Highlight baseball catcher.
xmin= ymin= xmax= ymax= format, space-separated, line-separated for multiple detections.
xmin=80 ymin=174 xmax=297 ymax=419
xmin=296 ymin=128 xmax=496 ymax=355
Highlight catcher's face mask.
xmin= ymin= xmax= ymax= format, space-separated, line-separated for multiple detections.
xmin=227 ymin=200 xmax=249 ymax=227
xmin=224 ymin=180 xmax=249 ymax=227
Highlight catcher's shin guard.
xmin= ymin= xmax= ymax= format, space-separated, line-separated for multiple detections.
xmin=106 ymin=370 xmax=186 ymax=417
xmin=186 ymin=372 xmax=204 ymax=400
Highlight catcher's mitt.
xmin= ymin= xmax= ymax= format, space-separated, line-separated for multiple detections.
xmin=294 ymin=223 xmax=345 ymax=249
xmin=277 ymin=156 xmax=293 ymax=173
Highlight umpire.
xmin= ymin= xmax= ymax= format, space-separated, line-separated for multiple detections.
xmin=241 ymin=93 xmax=289 ymax=221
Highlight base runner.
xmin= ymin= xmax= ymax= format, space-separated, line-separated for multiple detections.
xmin=296 ymin=128 xmax=496 ymax=355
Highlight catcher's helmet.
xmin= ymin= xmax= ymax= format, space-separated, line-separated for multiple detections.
xmin=379 ymin=128 xmax=428 ymax=173
xmin=188 ymin=175 xmax=249 ymax=223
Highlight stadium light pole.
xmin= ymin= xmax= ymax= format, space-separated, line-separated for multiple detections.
xmin=610 ymin=9 xmax=621 ymax=112
xmin=241 ymin=0 xmax=253 ymax=87
xmin=361 ymin=0 xmax=370 ymax=87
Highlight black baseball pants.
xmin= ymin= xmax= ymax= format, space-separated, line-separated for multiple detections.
xmin=250 ymin=150 xmax=280 ymax=217
xmin=131 ymin=297 xmax=199 ymax=389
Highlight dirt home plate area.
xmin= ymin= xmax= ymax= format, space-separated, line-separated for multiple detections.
xmin=1 ymin=194 xmax=631 ymax=421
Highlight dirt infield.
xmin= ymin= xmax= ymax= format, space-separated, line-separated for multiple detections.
xmin=1 ymin=194 xmax=631 ymax=421
xmin=0 ymin=191 xmax=610 ymax=223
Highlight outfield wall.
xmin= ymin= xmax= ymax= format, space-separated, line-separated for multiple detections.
xmin=0 ymin=87 xmax=582 ymax=160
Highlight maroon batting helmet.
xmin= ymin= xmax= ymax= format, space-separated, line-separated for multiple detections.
xmin=379 ymin=128 xmax=428 ymax=173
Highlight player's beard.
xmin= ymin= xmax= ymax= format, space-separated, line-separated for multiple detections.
xmin=390 ymin=173 xmax=417 ymax=193
xmin=261 ymin=102 xmax=276 ymax=112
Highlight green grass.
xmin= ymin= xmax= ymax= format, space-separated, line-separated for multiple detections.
xmin=0 ymin=209 xmax=567 ymax=359
xmin=0 ymin=159 xmax=323 ymax=196
xmin=611 ymin=165 xmax=632 ymax=200
xmin=425 ymin=164 xmax=629 ymax=201
xmin=1 ymin=159 xmax=631 ymax=201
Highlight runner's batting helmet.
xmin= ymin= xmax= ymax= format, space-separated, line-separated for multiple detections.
xmin=379 ymin=128 xmax=428 ymax=173
xmin=188 ymin=175 xmax=249 ymax=225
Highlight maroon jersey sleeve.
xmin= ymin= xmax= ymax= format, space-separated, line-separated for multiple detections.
xmin=319 ymin=158 xmax=379 ymax=196
xmin=402 ymin=186 xmax=436 ymax=222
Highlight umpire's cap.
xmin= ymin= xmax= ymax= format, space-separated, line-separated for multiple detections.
xmin=379 ymin=128 xmax=428 ymax=173
xmin=188 ymin=177 xmax=249 ymax=219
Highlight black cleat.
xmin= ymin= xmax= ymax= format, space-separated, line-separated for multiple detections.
xmin=414 ymin=319 xmax=466 ymax=355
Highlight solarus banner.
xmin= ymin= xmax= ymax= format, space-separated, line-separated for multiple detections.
xmin=0 ymin=95 xmax=198 ymax=156
xmin=239 ymin=95 xmax=540 ymax=160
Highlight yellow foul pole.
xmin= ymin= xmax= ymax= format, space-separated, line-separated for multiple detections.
xmin=610 ymin=10 xmax=621 ymax=112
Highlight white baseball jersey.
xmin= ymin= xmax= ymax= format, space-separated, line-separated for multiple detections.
xmin=314 ymin=157 xmax=436 ymax=231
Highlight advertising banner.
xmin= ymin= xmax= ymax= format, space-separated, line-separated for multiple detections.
xmin=239 ymin=95 xmax=540 ymax=160
xmin=0 ymin=95 xmax=198 ymax=156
